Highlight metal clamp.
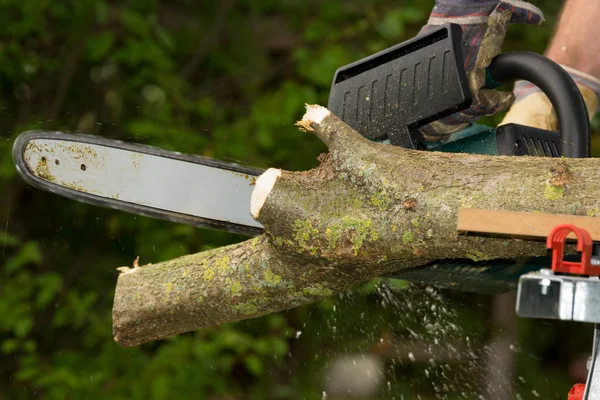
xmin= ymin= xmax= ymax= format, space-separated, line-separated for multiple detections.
xmin=516 ymin=224 xmax=600 ymax=400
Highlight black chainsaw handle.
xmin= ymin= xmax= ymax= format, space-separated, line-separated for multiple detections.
xmin=487 ymin=51 xmax=590 ymax=158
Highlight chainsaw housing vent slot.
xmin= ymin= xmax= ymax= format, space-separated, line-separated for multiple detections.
xmin=496 ymin=123 xmax=562 ymax=157
xmin=333 ymin=28 xmax=448 ymax=84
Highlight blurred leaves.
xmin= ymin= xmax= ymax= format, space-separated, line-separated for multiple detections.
xmin=5 ymin=240 xmax=42 ymax=274
xmin=87 ymin=32 xmax=117 ymax=61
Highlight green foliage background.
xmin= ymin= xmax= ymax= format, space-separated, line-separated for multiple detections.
xmin=0 ymin=0 xmax=594 ymax=398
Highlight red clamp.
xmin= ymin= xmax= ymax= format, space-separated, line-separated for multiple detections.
xmin=547 ymin=224 xmax=600 ymax=276
xmin=568 ymin=383 xmax=585 ymax=400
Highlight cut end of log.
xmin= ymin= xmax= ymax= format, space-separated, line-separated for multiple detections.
xmin=251 ymin=168 xmax=281 ymax=219
xmin=296 ymin=104 xmax=330 ymax=132
xmin=304 ymin=104 xmax=330 ymax=124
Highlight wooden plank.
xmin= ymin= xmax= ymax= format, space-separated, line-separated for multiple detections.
xmin=457 ymin=209 xmax=600 ymax=240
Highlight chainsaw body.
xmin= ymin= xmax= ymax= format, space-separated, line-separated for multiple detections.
xmin=327 ymin=23 xmax=590 ymax=158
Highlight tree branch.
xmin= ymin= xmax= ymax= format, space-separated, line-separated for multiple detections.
xmin=113 ymin=104 xmax=600 ymax=347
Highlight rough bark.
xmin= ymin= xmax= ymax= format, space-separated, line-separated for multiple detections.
xmin=113 ymin=105 xmax=600 ymax=347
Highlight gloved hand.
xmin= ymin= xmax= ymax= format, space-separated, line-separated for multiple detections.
xmin=500 ymin=65 xmax=600 ymax=129
xmin=418 ymin=0 xmax=544 ymax=140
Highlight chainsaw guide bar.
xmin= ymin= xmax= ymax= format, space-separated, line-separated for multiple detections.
xmin=13 ymin=130 xmax=265 ymax=236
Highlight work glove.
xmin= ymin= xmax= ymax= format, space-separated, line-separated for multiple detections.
xmin=500 ymin=66 xmax=600 ymax=130
xmin=418 ymin=0 xmax=544 ymax=140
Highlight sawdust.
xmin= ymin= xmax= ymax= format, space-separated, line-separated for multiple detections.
xmin=34 ymin=157 xmax=57 ymax=183
xmin=295 ymin=119 xmax=314 ymax=132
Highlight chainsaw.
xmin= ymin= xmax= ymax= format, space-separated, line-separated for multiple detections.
xmin=12 ymin=23 xmax=591 ymax=292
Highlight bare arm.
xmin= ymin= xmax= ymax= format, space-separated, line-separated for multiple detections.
xmin=545 ymin=0 xmax=600 ymax=79
xmin=500 ymin=0 xmax=600 ymax=128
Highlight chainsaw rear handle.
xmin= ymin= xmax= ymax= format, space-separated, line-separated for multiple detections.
xmin=487 ymin=52 xmax=591 ymax=158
